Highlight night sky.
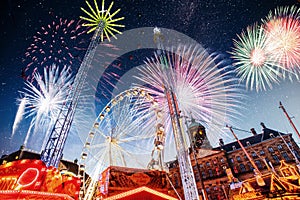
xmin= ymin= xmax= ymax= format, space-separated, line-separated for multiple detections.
xmin=0 ymin=0 xmax=300 ymax=162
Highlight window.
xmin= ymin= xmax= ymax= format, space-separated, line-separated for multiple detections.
xmin=252 ymin=152 xmax=258 ymax=158
xmin=174 ymin=174 xmax=179 ymax=187
xmin=247 ymin=162 xmax=254 ymax=171
xmin=206 ymin=187 xmax=210 ymax=193
xmin=277 ymin=145 xmax=283 ymax=150
xmin=206 ymin=162 xmax=211 ymax=167
xmin=260 ymin=150 xmax=265 ymax=155
xmin=195 ymin=172 xmax=200 ymax=182
xmin=208 ymin=169 xmax=213 ymax=177
xmin=272 ymin=154 xmax=280 ymax=164
xmin=229 ymin=158 xmax=234 ymax=163
xmin=293 ymin=150 xmax=300 ymax=159
xmin=282 ymin=152 xmax=290 ymax=161
xmin=220 ymin=158 xmax=224 ymax=163
xmin=236 ymin=156 xmax=242 ymax=162
xmin=268 ymin=147 xmax=274 ymax=153
xmin=202 ymin=172 xmax=206 ymax=179
xmin=240 ymin=164 xmax=246 ymax=172
xmin=255 ymin=160 xmax=263 ymax=169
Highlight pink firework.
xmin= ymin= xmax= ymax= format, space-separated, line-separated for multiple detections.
xmin=23 ymin=16 xmax=88 ymax=81
xmin=135 ymin=45 xmax=243 ymax=154
xmin=263 ymin=6 xmax=300 ymax=79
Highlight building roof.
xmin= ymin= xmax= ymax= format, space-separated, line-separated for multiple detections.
xmin=213 ymin=126 xmax=287 ymax=153
xmin=0 ymin=146 xmax=79 ymax=175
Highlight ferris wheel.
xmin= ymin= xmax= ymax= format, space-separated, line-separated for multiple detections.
xmin=79 ymin=88 xmax=162 ymax=185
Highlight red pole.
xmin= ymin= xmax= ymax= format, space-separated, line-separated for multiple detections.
xmin=279 ymin=101 xmax=300 ymax=139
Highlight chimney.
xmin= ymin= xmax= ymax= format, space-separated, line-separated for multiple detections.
xmin=260 ymin=122 xmax=266 ymax=129
xmin=250 ymin=128 xmax=257 ymax=136
xmin=219 ymin=138 xmax=224 ymax=146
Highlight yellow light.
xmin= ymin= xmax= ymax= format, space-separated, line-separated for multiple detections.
xmin=140 ymin=90 xmax=145 ymax=96
xmin=93 ymin=122 xmax=99 ymax=128
xmin=100 ymin=114 xmax=104 ymax=120
xmin=89 ymin=132 xmax=95 ymax=137
xmin=85 ymin=142 xmax=91 ymax=148
xmin=81 ymin=153 xmax=87 ymax=160
xmin=132 ymin=90 xmax=138 ymax=95
xmin=112 ymin=100 xmax=117 ymax=105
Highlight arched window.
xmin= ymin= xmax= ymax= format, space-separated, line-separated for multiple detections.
xmin=240 ymin=164 xmax=246 ymax=172
xmin=268 ymin=147 xmax=274 ymax=153
xmin=247 ymin=162 xmax=254 ymax=171
xmin=282 ymin=152 xmax=290 ymax=161
xmin=260 ymin=150 xmax=265 ymax=155
xmin=293 ymin=150 xmax=300 ymax=159
xmin=272 ymin=154 xmax=280 ymax=164
xmin=255 ymin=160 xmax=263 ymax=169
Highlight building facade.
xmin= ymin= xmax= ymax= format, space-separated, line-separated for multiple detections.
xmin=167 ymin=123 xmax=300 ymax=200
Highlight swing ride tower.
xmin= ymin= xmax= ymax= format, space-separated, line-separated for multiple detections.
xmin=154 ymin=27 xmax=199 ymax=200
xmin=41 ymin=0 xmax=124 ymax=168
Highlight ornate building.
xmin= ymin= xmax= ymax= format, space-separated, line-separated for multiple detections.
xmin=167 ymin=122 xmax=300 ymax=200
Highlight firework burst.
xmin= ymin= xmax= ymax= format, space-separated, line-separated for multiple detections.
xmin=20 ymin=64 xmax=74 ymax=150
xmin=135 ymin=45 xmax=242 ymax=153
xmin=263 ymin=5 xmax=300 ymax=80
xmin=23 ymin=16 xmax=87 ymax=81
xmin=230 ymin=24 xmax=283 ymax=91
xmin=80 ymin=0 xmax=125 ymax=41
xmin=11 ymin=97 xmax=27 ymax=139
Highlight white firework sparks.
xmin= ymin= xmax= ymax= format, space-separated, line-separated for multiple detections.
xmin=20 ymin=64 xmax=74 ymax=150
xmin=11 ymin=97 xmax=27 ymax=138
